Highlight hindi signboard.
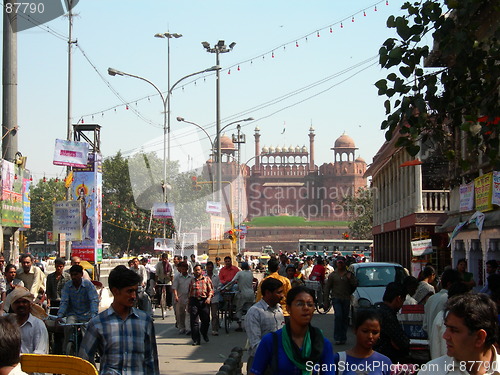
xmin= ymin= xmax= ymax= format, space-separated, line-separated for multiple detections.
xmin=492 ymin=171 xmax=500 ymax=206
xmin=411 ymin=239 xmax=433 ymax=257
xmin=52 ymin=201 xmax=82 ymax=241
xmin=474 ymin=172 xmax=493 ymax=212
xmin=206 ymin=201 xmax=222 ymax=214
xmin=53 ymin=139 xmax=90 ymax=168
xmin=1 ymin=160 xmax=30 ymax=227
xmin=459 ymin=182 xmax=475 ymax=212
xmin=152 ymin=203 xmax=175 ymax=219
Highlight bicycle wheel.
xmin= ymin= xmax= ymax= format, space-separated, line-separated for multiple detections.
xmin=65 ymin=340 xmax=77 ymax=356
xmin=160 ymin=286 xmax=167 ymax=319
xmin=316 ymin=301 xmax=331 ymax=314
xmin=224 ymin=303 xmax=232 ymax=333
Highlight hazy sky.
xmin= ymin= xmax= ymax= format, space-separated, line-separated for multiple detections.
xmin=5 ymin=0 xmax=426 ymax=181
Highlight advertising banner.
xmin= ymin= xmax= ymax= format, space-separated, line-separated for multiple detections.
xmin=1 ymin=160 xmax=30 ymax=227
xmin=70 ymin=152 xmax=103 ymax=263
xmin=206 ymin=201 xmax=222 ymax=214
xmin=154 ymin=238 xmax=175 ymax=252
xmin=474 ymin=172 xmax=493 ymax=212
xmin=492 ymin=171 xmax=500 ymax=206
xmin=210 ymin=215 xmax=225 ymax=240
xmin=459 ymin=182 xmax=475 ymax=212
xmin=52 ymin=201 xmax=82 ymax=240
xmin=53 ymin=139 xmax=90 ymax=168
xmin=410 ymin=239 xmax=433 ymax=256
xmin=152 ymin=203 xmax=175 ymax=219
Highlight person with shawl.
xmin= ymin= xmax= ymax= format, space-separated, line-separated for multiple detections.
xmin=249 ymin=285 xmax=335 ymax=375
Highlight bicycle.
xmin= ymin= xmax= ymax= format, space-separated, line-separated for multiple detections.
xmin=154 ymin=283 xmax=169 ymax=319
xmin=304 ymin=280 xmax=331 ymax=314
xmin=49 ymin=316 xmax=88 ymax=357
xmin=219 ymin=289 xmax=237 ymax=334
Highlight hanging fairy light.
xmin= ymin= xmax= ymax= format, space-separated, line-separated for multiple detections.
xmin=317 ymin=31 xmax=320 ymax=37
xmin=352 ymin=16 xmax=355 ymax=22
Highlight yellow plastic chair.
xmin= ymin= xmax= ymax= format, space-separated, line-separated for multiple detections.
xmin=20 ymin=354 xmax=98 ymax=375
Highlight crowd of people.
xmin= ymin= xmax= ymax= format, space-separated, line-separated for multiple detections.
xmin=0 ymin=251 xmax=499 ymax=375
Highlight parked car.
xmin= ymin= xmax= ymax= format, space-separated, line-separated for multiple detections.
xmin=348 ymin=262 xmax=407 ymax=322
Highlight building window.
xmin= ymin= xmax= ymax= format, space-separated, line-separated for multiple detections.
xmin=488 ymin=238 xmax=500 ymax=252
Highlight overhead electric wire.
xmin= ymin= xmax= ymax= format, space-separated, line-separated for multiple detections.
xmin=120 ymin=57 xmax=379 ymax=156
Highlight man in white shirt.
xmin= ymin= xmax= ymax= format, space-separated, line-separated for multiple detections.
xmin=423 ymin=269 xmax=461 ymax=334
xmin=172 ymin=262 xmax=192 ymax=334
xmin=301 ymin=256 xmax=314 ymax=279
xmin=7 ymin=287 xmax=48 ymax=355
xmin=417 ymin=293 xmax=499 ymax=375
xmin=131 ymin=257 xmax=152 ymax=316
xmin=244 ymin=277 xmax=285 ymax=374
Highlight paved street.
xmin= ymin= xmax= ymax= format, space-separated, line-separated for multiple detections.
xmin=153 ymin=308 xmax=353 ymax=374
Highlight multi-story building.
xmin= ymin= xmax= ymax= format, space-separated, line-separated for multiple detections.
xmin=364 ymin=133 xmax=450 ymax=271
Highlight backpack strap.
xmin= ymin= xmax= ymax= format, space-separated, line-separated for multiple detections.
xmin=337 ymin=351 xmax=346 ymax=375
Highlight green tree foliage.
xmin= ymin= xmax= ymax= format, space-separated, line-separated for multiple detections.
xmin=103 ymin=151 xmax=210 ymax=254
xmin=341 ymin=187 xmax=373 ymax=240
xmin=377 ymin=0 xmax=499 ymax=179
xmin=27 ymin=152 xmax=212 ymax=253
xmin=27 ymin=178 xmax=66 ymax=242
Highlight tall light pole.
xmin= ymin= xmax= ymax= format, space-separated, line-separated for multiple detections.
xmin=154 ymin=32 xmax=182 ymax=163
xmin=107 ymin=65 xmax=220 ymax=236
xmin=232 ymin=125 xmax=246 ymax=253
xmin=201 ymin=40 xmax=236 ymax=202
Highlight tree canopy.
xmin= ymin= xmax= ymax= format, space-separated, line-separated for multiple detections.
xmin=377 ymin=0 xmax=499 ymax=182
xmin=28 ymin=151 xmax=211 ymax=254
xmin=341 ymin=187 xmax=373 ymax=240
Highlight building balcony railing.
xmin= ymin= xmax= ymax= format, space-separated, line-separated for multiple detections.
xmin=422 ymin=189 xmax=450 ymax=212
xmin=373 ymin=189 xmax=450 ymax=225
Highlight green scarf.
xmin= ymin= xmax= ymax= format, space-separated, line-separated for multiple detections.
xmin=281 ymin=323 xmax=325 ymax=375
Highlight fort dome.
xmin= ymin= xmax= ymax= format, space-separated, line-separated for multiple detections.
xmin=220 ymin=134 xmax=236 ymax=153
xmin=334 ymin=133 xmax=356 ymax=148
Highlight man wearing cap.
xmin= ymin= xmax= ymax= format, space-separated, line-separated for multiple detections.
xmin=57 ymin=265 xmax=99 ymax=352
xmin=324 ymin=256 xmax=357 ymax=345
xmin=7 ymin=286 xmax=48 ymax=355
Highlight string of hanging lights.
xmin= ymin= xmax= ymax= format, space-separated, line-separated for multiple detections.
xmin=75 ymin=0 xmax=391 ymax=124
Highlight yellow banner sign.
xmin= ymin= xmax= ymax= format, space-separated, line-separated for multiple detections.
xmin=474 ymin=172 xmax=493 ymax=212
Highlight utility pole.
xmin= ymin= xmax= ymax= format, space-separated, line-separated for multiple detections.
xmin=2 ymin=0 xmax=18 ymax=162
xmin=65 ymin=0 xmax=75 ymax=200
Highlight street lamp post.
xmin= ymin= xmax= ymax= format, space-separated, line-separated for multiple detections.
xmin=232 ymin=125 xmax=245 ymax=253
xmin=154 ymin=32 xmax=182 ymax=163
xmin=107 ymin=65 xmax=220 ymax=237
xmin=201 ymin=40 xmax=236 ymax=202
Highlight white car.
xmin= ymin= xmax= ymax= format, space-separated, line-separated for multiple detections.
xmin=349 ymin=262 xmax=407 ymax=321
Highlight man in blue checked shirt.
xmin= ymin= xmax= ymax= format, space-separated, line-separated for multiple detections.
xmin=79 ymin=265 xmax=160 ymax=374
xmin=57 ymin=264 xmax=99 ymax=352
